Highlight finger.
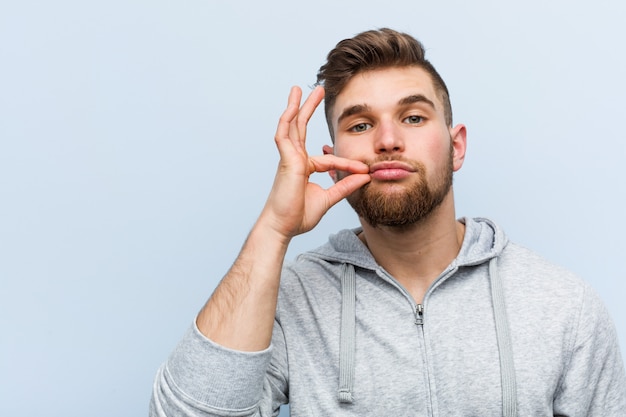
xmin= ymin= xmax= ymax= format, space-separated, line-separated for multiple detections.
xmin=275 ymin=86 xmax=302 ymax=144
xmin=308 ymin=154 xmax=370 ymax=175
xmin=296 ymin=86 xmax=325 ymax=142
xmin=324 ymin=173 xmax=371 ymax=207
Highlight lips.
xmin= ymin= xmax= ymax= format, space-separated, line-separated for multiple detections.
xmin=369 ymin=161 xmax=415 ymax=181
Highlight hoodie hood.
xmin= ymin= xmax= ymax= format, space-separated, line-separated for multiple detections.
xmin=309 ymin=217 xmax=508 ymax=270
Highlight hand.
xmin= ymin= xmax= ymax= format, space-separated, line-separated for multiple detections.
xmin=260 ymin=86 xmax=371 ymax=241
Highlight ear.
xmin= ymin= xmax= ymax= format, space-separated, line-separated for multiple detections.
xmin=450 ymin=124 xmax=467 ymax=172
xmin=322 ymin=144 xmax=338 ymax=183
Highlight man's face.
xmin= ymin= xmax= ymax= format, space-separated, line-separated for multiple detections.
xmin=326 ymin=66 xmax=466 ymax=228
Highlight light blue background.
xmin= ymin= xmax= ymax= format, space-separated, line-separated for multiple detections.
xmin=1 ymin=1 xmax=624 ymax=416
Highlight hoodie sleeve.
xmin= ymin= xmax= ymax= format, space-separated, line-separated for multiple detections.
xmin=149 ymin=321 xmax=289 ymax=417
xmin=552 ymin=283 xmax=626 ymax=416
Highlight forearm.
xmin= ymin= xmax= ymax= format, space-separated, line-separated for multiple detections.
xmin=150 ymin=323 xmax=278 ymax=417
xmin=196 ymin=219 xmax=291 ymax=351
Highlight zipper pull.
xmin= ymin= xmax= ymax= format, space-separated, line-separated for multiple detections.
xmin=414 ymin=304 xmax=424 ymax=326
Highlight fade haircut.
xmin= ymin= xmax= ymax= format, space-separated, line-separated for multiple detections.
xmin=316 ymin=28 xmax=453 ymax=140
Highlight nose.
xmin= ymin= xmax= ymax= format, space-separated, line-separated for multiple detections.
xmin=374 ymin=120 xmax=404 ymax=154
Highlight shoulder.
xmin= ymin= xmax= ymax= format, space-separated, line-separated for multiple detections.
xmin=280 ymin=228 xmax=376 ymax=285
xmin=498 ymin=241 xmax=584 ymax=294
xmin=496 ymin=242 xmax=591 ymax=334
xmin=277 ymin=246 xmax=346 ymax=311
xmin=497 ymin=242 xmax=613 ymax=344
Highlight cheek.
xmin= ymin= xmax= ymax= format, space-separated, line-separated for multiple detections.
xmin=431 ymin=131 xmax=454 ymax=158
xmin=333 ymin=131 xmax=377 ymax=159
xmin=331 ymin=140 xmax=357 ymax=159
xmin=416 ymin=138 xmax=453 ymax=172
xmin=414 ymin=139 xmax=447 ymax=160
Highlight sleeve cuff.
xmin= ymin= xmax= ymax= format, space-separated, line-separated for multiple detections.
xmin=165 ymin=321 xmax=273 ymax=411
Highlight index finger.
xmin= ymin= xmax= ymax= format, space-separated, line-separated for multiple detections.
xmin=295 ymin=86 xmax=325 ymax=143
xmin=308 ymin=154 xmax=370 ymax=175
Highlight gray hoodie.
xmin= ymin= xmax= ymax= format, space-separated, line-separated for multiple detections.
xmin=150 ymin=218 xmax=626 ymax=416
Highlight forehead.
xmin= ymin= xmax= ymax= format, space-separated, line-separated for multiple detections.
xmin=331 ymin=66 xmax=441 ymax=122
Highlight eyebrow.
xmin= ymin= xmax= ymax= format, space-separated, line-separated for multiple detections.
xmin=336 ymin=94 xmax=436 ymax=126
xmin=336 ymin=104 xmax=371 ymax=126
xmin=398 ymin=94 xmax=436 ymax=110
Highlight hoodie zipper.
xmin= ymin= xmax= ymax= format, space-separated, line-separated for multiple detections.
xmin=414 ymin=304 xmax=424 ymax=325
xmin=413 ymin=302 xmax=434 ymax=416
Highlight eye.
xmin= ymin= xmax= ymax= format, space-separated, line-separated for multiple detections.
xmin=403 ymin=115 xmax=424 ymax=124
xmin=350 ymin=122 xmax=372 ymax=133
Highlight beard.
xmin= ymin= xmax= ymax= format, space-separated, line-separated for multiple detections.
xmin=343 ymin=145 xmax=454 ymax=229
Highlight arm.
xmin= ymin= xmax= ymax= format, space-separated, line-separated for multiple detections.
xmin=150 ymin=86 xmax=371 ymax=416
xmin=553 ymin=284 xmax=626 ymax=416
xmin=197 ymin=86 xmax=370 ymax=351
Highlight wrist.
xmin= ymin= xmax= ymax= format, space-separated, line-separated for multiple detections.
xmin=253 ymin=209 xmax=299 ymax=247
xmin=249 ymin=215 xmax=293 ymax=251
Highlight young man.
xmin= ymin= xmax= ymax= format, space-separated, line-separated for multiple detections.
xmin=150 ymin=29 xmax=626 ymax=416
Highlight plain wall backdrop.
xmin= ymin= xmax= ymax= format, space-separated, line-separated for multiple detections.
xmin=1 ymin=1 xmax=624 ymax=416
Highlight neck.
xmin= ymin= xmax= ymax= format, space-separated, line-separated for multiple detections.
xmin=358 ymin=192 xmax=464 ymax=303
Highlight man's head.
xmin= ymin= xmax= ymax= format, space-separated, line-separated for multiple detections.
xmin=317 ymin=28 xmax=453 ymax=141
xmin=318 ymin=30 xmax=466 ymax=229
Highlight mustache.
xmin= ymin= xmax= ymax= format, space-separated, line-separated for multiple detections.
xmin=363 ymin=156 xmax=423 ymax=170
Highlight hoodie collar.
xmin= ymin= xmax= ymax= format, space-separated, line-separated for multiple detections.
xmin=311 ymin=217 xmax=508 ymax=270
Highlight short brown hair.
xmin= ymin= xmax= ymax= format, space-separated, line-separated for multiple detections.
xmin=316 ymin=28 xmax=453 ymax=139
